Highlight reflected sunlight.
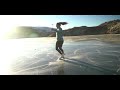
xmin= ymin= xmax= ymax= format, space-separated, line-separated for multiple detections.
xmin=0 ymin=40 xmax=25 ymax=74
xmin=0 ymin=37 xmax=54 ymax=75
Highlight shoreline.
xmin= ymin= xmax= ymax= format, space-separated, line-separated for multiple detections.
xmin=1 ymin=34 xmax=120 ymax=43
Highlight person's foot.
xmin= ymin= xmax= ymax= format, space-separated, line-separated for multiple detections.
xmin=59 ymin=54 xmax=65 ymax=60
xmin=61 ymin=54 xmax=65 ymax=58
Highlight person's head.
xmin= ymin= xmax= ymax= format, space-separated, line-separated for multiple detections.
xmin=56 ymin=23 xmax=61 ymax=29
xmin=56 ymin=22 xmax=68 ymax=29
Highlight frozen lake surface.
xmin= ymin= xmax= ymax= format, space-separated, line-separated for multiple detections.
xmin=0 ymin=35 xmax=120 ymax=75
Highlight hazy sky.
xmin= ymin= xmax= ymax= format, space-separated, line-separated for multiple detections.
xmin=0 ymin=15 xmax=120 ymax=30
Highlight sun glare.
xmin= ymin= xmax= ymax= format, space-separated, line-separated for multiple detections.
xmin=0 ymin=25 xmax=16 ymax=38
xmin=0 ymin=40 xmax=26 ymax=75
xmin=0 ymin=16 xmax=18 ymax=39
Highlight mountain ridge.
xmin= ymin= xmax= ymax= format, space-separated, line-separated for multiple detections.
xmin=6 ymin=19 xmax=120 ymax=38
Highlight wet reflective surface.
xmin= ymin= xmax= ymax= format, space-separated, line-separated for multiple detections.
xmin=0 ymin=36 xmax=120 ymax=75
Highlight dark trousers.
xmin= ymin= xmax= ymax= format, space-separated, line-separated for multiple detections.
xmin=56 ymin=41 xmax=64 ymax=55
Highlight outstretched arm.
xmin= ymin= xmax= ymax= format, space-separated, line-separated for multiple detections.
xmin=51 ymin=28 xmax=58 ymax=32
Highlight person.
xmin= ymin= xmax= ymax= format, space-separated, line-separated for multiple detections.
xmin=51 ymin=22 xmax=67 ymax=59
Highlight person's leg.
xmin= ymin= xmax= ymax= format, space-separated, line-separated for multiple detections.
xmin=58 ymin=41 xmax=65 ymax=59
xmin=56 ymin=41 xmax=62 ymax=55
xmin=58 ymin=41 xmax=64 ymax=54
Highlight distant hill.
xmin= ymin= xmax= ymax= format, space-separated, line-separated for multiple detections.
xmin=5 ymin=19 xmax=120 ymax=39
xmin=6 ymin=26 xmax=56 ymax=38
xmin=63 ymin=19 xmax=120 ymax=36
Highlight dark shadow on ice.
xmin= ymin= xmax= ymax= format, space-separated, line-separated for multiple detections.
xmin=62 ymin=58 xmax=118 ymax=75
xmin=57 ymin=61 xmax=64 ymax=75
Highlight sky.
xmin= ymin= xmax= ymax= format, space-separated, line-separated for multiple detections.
xmin=0 ymin=15 xmax=120 ymax=30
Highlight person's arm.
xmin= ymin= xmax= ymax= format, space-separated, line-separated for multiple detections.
xmin=51 ymin=28 xmax=58 ymax=32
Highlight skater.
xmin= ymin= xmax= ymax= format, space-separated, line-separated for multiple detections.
xmin=51 ymin=22 xmax=68 ymax=59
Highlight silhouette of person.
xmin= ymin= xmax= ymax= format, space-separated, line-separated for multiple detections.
xmin=51 ymin=22 xmax=68 ymax=59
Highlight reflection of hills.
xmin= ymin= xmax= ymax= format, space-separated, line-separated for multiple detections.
xmin=6 ymin=19 xmax=120 ymax=39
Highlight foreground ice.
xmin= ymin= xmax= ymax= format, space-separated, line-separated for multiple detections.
xmin=0 ymin=35 xmax=120 ymax=75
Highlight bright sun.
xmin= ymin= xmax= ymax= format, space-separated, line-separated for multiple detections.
xmin=0 ymin=16 xmax=19 ymax=39
xmin=0 ymin=15 xmax=39 ymax=39
xmin=0 ymin=25 xmax=16 ymax=39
